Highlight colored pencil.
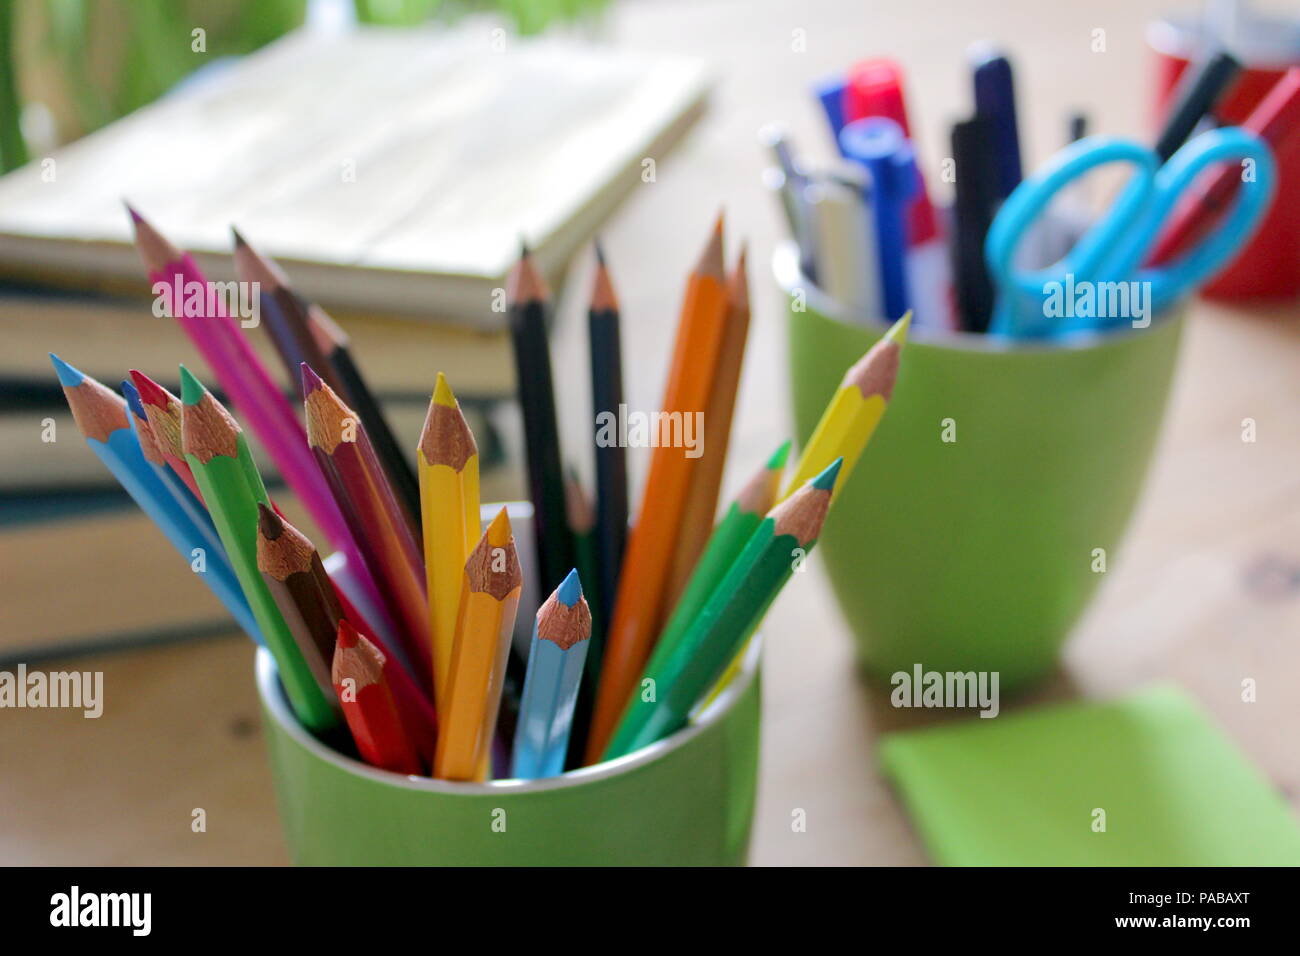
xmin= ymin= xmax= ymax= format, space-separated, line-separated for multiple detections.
xmin=433 ymin=508 xmax=522 ymax=781
xmin=506 ymin=245 xmax=573 ymax=595
xmin=233 ymin=228 xmax=421 ymax=518
xmin=51 ymin=355 xmax=260 ymax=645
xmin=128 ymin=369 xmax=205 ymax=502
xmin=563 ymin=468 xmax=602 ymax=767
xmin=417 ymin=371 xmax=481 ymax=719
xmin=653 ymin=440 xmax=789 ymax=672
xmin=511 ymin=568 xmax=592 ymax=779
xmin=784 ymin=312 xmax=908 ymax=501
xmin=302 ymin=364 xmax=430 ymax=682
xmin=333 ymin=619 xmax=423 ymax=775
xmin=122 ymin=377 xmax=262 ymax=643
xmin=665 ymin=242 xmax=752 ymax=607
xmin=604 ymin=458 xmax=841 ymax=760
xmin=586 ymin=215 xmax=731 ymax=763
xmin=587 ymin=243 xmax=627 ymax=629
xmin=128 ymin=207 xmax=359 ymax=565
xmin=179 ymin=365 xmax=338 ymax=731
xmin=256 ymin=502 xmax=346 ymax=709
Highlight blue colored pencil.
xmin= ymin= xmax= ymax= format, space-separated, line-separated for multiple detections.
xmin=120 ymin=378 xmax=262 ymax=642
xmin=511 ymin=568 xmax=592 ymax=779
xmin=51 ymin=354 xmax=260 ymax=642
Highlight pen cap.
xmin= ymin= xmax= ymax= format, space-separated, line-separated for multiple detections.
xmin=839 ymin=117 xmax=918 ymax=200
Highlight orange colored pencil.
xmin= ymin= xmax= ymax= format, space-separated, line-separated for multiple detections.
xmin=585 ymin=215 xmax=730 ymax=763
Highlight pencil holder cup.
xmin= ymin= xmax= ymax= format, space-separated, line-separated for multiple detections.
xmin=777 ymin=244 xmax=1185 ymax=693
xmin=256 ymin=639 xmax=762 ymax=865
xmin=1149 ymin=16 xmax=1300 ymax=301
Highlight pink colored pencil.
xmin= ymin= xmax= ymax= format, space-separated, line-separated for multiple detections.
xmin=127 ymin=206 xmax=385 ymax=616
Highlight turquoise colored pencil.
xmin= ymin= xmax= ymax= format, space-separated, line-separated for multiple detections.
xmin=604 ymin=457 xmax=842 ymax=760
xmin=510 ymin=569 xmax=593 ymax=780
xmin=121 ymin=378 xmax=261 ymax=643
xmin=50 ymin=354 xmax=259 ymax=642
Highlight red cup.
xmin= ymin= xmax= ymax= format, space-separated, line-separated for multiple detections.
xmin=1150 ymin=16 xmax=1300 ymax=300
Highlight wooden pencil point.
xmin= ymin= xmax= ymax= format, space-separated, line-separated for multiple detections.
xmin=537 ymin=586 xmax=592 ymax=651
xmin=591 ymin=254 xmax=619 ymax=313
xmin=56 ymin=365 xmax=129 ymax=443
xmin=693 ymin=213 xmax=726 ymax=280
xmin=770 ymin=473 xmax=833 ymax=544
xmin=333 ymin=620 xmax=386 ymax=687
xmin=127 ymin=206 xmax=182 ymax=275
xmin=303 ymin=374 xmax=354 ymax=455
xmin=418 ymin=375 xmax=476 ymax=470
xmin=466 ymin=511 xmax=521 ymax=600
xmin=231 ymin=228 xmax=287 ymax=289
xmin=256 ymin=505 xmax=319 ymax=580
xmin=843 ymin=330 xmax=903 ymax=401
xmin=180 ymin=381 xmax=241 ymax=464
xmin=506 ymin=246 xmax=549 ymax=304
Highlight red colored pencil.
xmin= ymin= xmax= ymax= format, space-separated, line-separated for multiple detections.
xmin=302 ymin=363 xmax=430 ymax=683
xmin=333 ymin=619 xmax=424 ymax=775
xmin=127 ymin=370 xmax=205 ymax=502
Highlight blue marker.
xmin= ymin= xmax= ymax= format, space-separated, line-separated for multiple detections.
xmin=971 ymin=47 xmax=1023 ymax=200
xmin=814 ymin=74 xmax=849 ymax=154
xmin=511 ymin=568 xmax=592 ymax=779
xmin=51 ymin=354 xmax=261 ymax=644
xmin=840 ymin=117 xmax=917 ymax=320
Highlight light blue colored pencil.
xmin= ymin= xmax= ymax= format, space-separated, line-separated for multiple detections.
xmin=510 ymin=568 xmax=592 ymax=779
xmin=120 ymin=378 xmax=262 ymax=643
xmin=51 ymin=354 xmax=260 ymax=642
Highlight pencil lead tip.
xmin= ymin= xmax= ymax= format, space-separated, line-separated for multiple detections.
xmin=121 ymin=380 xmax=146 ymax=419
xmin=336 ymin=618 xmax=360 ymax=650
xmin=178 ymin=365 xmax=205 ymax=405
xmin=518 ymin=236 xmax=530 ymax=259
xmin=431 ymin=371 xmax=456 ymax=407
xmin=231 ymin=225 xmax=248 ymax=248
xmin=49 ymin=353 xmax=83 ymax=388
xmin=300 ymin=362 xmax=325 ymax=398
xmin=593 ymin=237 xmax=605 ymax=266
xmin=256 ymin=501 xmax=283 ymax=539
xmin=556 ymin=568 xmax=583 ymax=606
xmin=486 ymin=506 xmax=512 ymax=545
xmin=886 ymin=311 xmax=912 ymax=346
xmin=811 ymin=456 xmax=844 ymax=492
xmin=123 ymin=200 xmax=143 ymax=226
xmin=128 ymin=369 xmax=167 ymax=408
xmin=768 ymin=439 xmax=792 ymax=470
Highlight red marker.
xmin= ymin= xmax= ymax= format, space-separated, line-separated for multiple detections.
xmin=1148 ymin=68 xmax=1300 ymax=265
xmin=843 ymin=58 xmax=941 ymax=245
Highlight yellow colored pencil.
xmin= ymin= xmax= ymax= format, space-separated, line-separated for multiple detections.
xmin=783 ymin=312 xmax=909 ymax=502
xmin=418 ymin=372 xmax=481 ymax=719
xmin=433 ymin=508 xmax=521 ymax=782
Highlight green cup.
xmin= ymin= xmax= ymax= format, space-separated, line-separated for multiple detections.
xmin=257 ymin=635 xmax=761 ymax=865
xmin=777 ymin=244 xmax=1185 ymax=692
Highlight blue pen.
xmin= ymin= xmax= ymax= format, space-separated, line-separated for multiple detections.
xmin=121 ymin=379 xmax=262 ymax=642
xmin=51 ymin=354 xmax=262 ymax=643
xmin=971 ymin=47 xmax=1023 ymax=200
xmin=511 ymin=569 xmax=592 ymax=780
xmin=840 ymin=117 xmax=917 ymax=320
xmin=814 ymin=74 xmax=849 ymax=154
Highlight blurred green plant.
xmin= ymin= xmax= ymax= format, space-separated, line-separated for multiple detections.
xmin=0 ymin=0 xmax=609 ymax=172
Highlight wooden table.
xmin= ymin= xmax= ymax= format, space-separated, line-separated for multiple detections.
xmin=3 ymin=0 xmax=1298 ymax=865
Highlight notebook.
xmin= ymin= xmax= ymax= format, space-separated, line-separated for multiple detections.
xmin=0 ymin=25 xmax=709 ymax=326
xmin=880 ymin=685 xmax=1300 ymax=866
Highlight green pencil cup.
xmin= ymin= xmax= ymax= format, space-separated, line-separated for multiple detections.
xmin=256 ymin=636 xmax=761 ymax=865
xmin=777 ymin=244 xmax=1185 ymax=692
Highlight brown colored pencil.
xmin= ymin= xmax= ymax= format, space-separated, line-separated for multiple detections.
xmin=302 ymin=363 xmax=431 ymax=683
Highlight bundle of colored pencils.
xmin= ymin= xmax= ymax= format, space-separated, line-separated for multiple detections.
xmin=51 ymin=207 xmax=909 ymax=782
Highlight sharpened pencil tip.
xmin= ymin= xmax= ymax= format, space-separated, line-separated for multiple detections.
xmin=811 ymin=456 xmax=844 ymax=492
xmin=593 ymin=238 xmax=605 ymax=266
xmin=885 ymin=311 xmax=911 ymax=346
xmin=256 ymin=502 xmax=283 ymax=540
xmin=768 ymin=439 xmax=792 ymax=470
xmin=49 ymin=353 xmax=83 ymax=388
xmin=518 ymin=236 xmax=530 ymax=259
xmin=486 ymin=506 xmax=512 ymax=547
xmin=300 ymin=362 xmax=325 ymax=398
xmin=432 ymin=371 xmax=456 ymax=408
xmin=128 ymin=369 xmax=169 ymax=409
xmin=123 ymin=200 xmax=143 ymax=225
xmin=178 ymin=365 xmax=205 ymax=405
xmin=231 ymin=226 xmax=248 ymax=249
xmin=121 ymin=380 xmax=146 ymax=420
xmin=335 ymin=618 xmax=360 ymax=651
xmin=556 ymin=568 xmax=583 ymax=606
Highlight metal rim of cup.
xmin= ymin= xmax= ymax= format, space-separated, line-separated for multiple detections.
xmin=773 ymin=240 xmax=1180 ymax=353
xmin=255 ymin=635 xmax=761 ymax=795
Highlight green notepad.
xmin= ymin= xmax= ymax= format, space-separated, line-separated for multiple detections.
xmin=880 ymin=685 xmax=1300 ymax=866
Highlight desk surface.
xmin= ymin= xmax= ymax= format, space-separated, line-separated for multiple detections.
xmin=3 ymin=0 xmax=1299 ymax=865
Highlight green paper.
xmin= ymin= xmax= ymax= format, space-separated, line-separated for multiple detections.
xmin=880 ymin=685 xmax=1300 ymax=866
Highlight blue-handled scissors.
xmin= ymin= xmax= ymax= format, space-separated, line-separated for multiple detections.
xmin=986 ymin=127 xmax=1277 ymax=338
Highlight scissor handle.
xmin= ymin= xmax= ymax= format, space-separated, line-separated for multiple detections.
xmin=1126 ymin=127 xmax=1277 ymax=313
xmin=986 ymin=136 xmax=1156 ymax=336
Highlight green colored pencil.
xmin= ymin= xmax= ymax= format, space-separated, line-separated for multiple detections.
xmin=648 ymin=440 xmax=790 ymax=673
xmin=179 ymin=365 xmax=339 ymax=732
xmin=604 ymin=456 xmax=840 ymax=760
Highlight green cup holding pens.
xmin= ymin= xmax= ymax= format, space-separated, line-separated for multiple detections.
xmin=777 ymin=244 xmax=1185 ymax=692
